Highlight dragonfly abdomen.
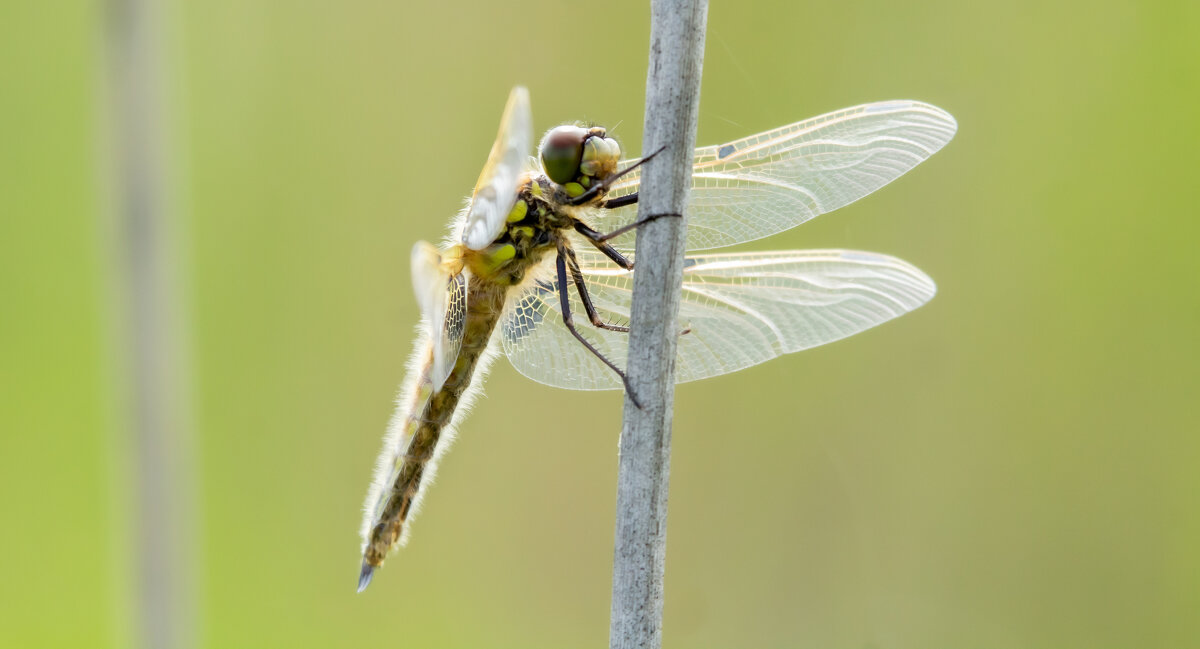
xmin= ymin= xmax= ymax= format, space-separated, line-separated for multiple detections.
xmin=360 ymin=280 xmax=509 ymax=588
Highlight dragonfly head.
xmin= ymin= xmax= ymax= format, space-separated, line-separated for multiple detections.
xmin=539 ymin=125 xmax=621 ymax=192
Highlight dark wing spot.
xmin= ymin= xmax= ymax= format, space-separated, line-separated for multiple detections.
xmin=717 ymin=144 xmax=735 ymax=159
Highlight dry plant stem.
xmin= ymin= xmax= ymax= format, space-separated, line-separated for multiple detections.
xmin=609 ymin=1 xmax=708 ymax=648
xmin=106 ymin=0 xmax=197 ymax=647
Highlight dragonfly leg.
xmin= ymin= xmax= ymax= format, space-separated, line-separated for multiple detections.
xmin=601 ymin=192 xmax=638 ymax=209
xmin=591 ymin=211 xmax=682 ymax=243
xmin=565 ymin=229 xmax=690 ymax=338
xmin=571 ymin=222 xmax=691 ymax=338
xmin=566 ymin=145 xmax=667 ymax=207
xmin=573 ymin=221 xmax=633 ymax=270
xmin=555 ymin=244 xmax=642 ymax=409
xmin=573 ymin=212 xmax=683 ymax=269
xmin=562 ymin=245 xmax=630 ymax=333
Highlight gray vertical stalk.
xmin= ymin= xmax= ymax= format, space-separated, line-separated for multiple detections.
xmin=609 ymin=1 xmax=707 ymax=648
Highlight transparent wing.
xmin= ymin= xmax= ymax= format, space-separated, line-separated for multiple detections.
xmin=501 ymin=246 xmax=937 ymax=390
xmin=592 ymin=100 xmax=957 ymax=252
xmin=411 ymin=241 xmax=467 ymax=392
xmin=461 ymin=86 xmax=533 ymax=250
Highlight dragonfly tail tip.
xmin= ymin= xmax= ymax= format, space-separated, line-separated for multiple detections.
xmin=357 ymin=559 xmax=376 ymax=593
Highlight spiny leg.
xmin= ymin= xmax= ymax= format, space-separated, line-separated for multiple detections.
xmin=566 ymin=145 xmax=667 ymax=207
xmin=572 ymin=212 xmax=683 ymax=267
xmin=555 ymin=243 xmax=642 ymax=409
xmin=562 ymin=244 xmax=629 ymax=333
xmin=560 ymin=239 xmax=691 ymax=338
xmin=571 ymin=221 xmax=693 ymax=338
xmin=590 ymin=211 xmax=682 ymax=243
xmin=573 ymin=221 xmax=633 ymax=270
xmin=601 ymin=192 xmax=639 ymax=209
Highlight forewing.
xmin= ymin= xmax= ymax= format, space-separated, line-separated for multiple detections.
xmin=461 ymin=86 xmax=533 ymax=250
xmin=411 ymin=242 xmax=467 ymax=392
xmin=501 ymin=246 xmax=936 ymax=390
xmin=595 ymin=101 xmax=957 ymax=252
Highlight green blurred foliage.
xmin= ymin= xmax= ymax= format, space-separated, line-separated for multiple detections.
xmin=3 ymin=0 xmax=1199 ymax=647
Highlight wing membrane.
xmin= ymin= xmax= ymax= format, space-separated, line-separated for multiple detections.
xmin=411 ymin=241 xmax=467 ymax=391
xmin=462 ymin=86 xmax=533 ymax=250
xmin=501 ymin=246 xmax=937 ymax=390
xmin=592 ymin=100 xmax=956 ymax=252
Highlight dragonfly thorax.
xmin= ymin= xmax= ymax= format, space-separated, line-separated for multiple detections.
xmin=463 ymin=177 xmax=568 ymax=286
xmin=538 ymin=125 xmax=621 ymax=199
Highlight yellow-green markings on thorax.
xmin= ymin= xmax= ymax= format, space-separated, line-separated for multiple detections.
xmin=464 ymin=177 xmax=569 ymax=286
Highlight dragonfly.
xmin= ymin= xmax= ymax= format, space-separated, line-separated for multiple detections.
xmin=357 ymin=86 xmax=956 ymax=591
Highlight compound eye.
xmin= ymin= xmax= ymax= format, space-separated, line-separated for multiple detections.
xmin=540 ymin=126 xmax=588 ymax=186
xmin=581 ymin=136 xmax=621 ymax=178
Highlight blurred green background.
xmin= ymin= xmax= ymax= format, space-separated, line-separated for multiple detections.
xmin=4 ymin=0 xmax=1198 ymax=647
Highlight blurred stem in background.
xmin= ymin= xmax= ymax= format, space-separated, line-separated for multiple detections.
xmin=103 ymin=0 xmax=198 ymax=647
